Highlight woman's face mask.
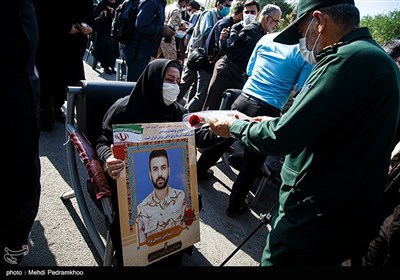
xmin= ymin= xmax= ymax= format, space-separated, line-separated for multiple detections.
xmin=299 ymin=18 xmax=321 ymax=65
xmin=220 ymin=5 xmax=230 ymax=17
xmin=243 ymin=13 xmax=257 ymax=25
xmin=162 ymin=82 xmax=180 ymax=106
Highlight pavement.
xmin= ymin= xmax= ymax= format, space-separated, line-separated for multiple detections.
xmin=16 ymin=56 xmax=273 ymax=270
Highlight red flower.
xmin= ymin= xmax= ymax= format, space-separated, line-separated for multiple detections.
xmin=188 ymin=114 xmax=203 ymax=127
xmin=183 ymin=208 xmax=195 ymax=226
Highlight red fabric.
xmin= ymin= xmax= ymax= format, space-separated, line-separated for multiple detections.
xmin=70 ymin=131 xmax=112 ymax=199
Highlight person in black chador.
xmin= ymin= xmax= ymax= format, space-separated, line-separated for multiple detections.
xmin=96 ymin=58 xmax=221 ymax=265
xmin=35 ymin=0 xmax=94 ymax=130
xmin=91 ymin=0 xmax=122 ymax=74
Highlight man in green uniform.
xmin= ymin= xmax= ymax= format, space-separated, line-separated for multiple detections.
xmin=209 ymin=0 xmax=400 ymax=266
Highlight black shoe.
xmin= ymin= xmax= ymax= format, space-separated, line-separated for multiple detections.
xmin=197 ymin=169 xmax=214 ymax=181
xmin=225 ymin=204 xmax=248 ymax=218
xmin=54 ymin=108 xmax=66 ymax=122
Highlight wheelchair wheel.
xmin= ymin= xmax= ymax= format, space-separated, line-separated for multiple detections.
xmin=221 ymin=140 xmax=244 ymax=181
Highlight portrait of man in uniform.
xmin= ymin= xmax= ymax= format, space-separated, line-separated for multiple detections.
xmin=136 ymin=148 xmax=188 ymax=245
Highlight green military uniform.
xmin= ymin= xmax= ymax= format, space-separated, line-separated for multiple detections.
xmin=230 ymin=27 xmax=400 ymax=265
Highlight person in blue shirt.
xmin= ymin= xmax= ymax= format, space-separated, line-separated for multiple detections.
xmin=202 ymin=4 xmax=282 ymax=111
xmin=242 ymin=32 xmax=313 ymax=113
xmin=196 ymin=31 xmax=312 ymax=218
xmin=224 ymin=31 xmax=313 ymax=217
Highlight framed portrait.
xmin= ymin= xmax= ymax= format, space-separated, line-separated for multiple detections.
xmin=112 ymin=123 xmax=199 ymax=266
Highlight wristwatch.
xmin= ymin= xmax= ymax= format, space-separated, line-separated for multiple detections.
xmin=228 ymin=119 xmax=236 ymax=139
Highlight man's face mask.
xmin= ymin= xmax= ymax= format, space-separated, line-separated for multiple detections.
xmin=162 ymin=82 xmax=180 ymax=106
xmin=220 ymin=5 xmax=230 ymax=17
xmin=243 ymin=13 xmax=257 ymax=25
xmin=299 ymin=18 xmax=321 ymax=65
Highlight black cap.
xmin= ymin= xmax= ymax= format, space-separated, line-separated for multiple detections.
xmin=273 ymin=0 xmax=355 ymax=45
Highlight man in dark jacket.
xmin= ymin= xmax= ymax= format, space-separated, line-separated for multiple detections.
xmin=2 ymin=0 xmax=41 ymax=266
xmin=122 ymin=0 xmax=175 ymax=82
xmin=203 ymin=3 xmax=281 ymax=110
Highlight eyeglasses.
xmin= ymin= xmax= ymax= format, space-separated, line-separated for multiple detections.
xmin=269 ymin=16 xmax=280 ymax=25
xmin=244 ymin=10 xmax=257 ymax=14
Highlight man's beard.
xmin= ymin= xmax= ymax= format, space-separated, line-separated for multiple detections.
xmin=153 ymin=176 xmax=168 ymax=190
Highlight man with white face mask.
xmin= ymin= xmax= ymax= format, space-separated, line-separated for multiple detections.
xmin=203 ymin=4 xmax=281 ymax=110
xmin=223 ymin=0 xmax=261 ymax=50
xmin=208 ymin=0 xmax=400 ymax=266
xmin=298 ymin=17 xmax=319 ymax=64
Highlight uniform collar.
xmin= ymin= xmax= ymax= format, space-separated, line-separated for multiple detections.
xmin=317 ymin=27 xmax=372 ymax=59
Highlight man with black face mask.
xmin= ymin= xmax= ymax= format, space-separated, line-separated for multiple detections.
xmin=208 ymin=0 xmax=400 ymax=266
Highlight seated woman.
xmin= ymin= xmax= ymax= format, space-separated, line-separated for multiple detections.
xmin=96 ymin=58 xmax=219 ymax=266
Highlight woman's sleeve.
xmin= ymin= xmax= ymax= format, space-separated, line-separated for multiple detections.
xmin=96 ymin=109 xmax=115 ymax=171
xmin=194 ymin=127 xmax=221 ymax=148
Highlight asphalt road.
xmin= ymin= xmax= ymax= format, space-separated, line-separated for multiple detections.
xmin=17 ymin=58 xmax=272 ymax=270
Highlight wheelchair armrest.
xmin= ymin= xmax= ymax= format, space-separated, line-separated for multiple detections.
xmin=219 ymin=88 xmax=242 ymax=110
xmin=69 ymin=130 xmax=112 ymax=200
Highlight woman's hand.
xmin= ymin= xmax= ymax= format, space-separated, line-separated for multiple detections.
xmin=106 ymin=156 xmax=125 ymax=180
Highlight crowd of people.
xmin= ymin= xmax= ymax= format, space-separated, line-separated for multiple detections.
xmin=4 ymin=0 xmax=400 ymax=268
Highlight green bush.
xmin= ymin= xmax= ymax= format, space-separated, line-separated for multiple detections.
xmin=361 ymin=9 xmax=400 ymax=45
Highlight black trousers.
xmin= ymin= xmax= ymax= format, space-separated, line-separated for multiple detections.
xmin=197 ymin=93 xmax=281 ymax=209
xmin=228 ymin=94 xmax=281 ymax=210
xmin=203 ymin=56 xmax=246 ymax=111
xmin=2 ymin=83 xmax=41 ymax=266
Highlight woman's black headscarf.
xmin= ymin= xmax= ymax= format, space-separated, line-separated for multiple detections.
xmin=97 ymin=58 xmax=184 ymax=153
xmin=101 ymin=58 xmax=183 ymax=126
xmin=126 ymin=58 xmax=183 ymax=123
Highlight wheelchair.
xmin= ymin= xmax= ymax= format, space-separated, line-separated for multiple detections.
xmin=61 ymin=80 xmax=201 ymax=266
